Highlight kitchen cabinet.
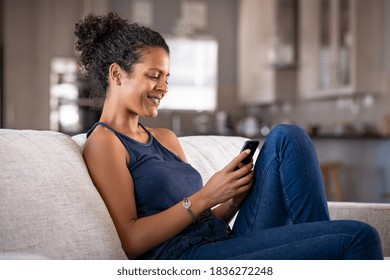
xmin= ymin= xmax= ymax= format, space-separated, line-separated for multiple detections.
xmin=237 ymin=0 xmax=297 ymax=105
xmin=298 ymin=0 xmax=383 ymax=100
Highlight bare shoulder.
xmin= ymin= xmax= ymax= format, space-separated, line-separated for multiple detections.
xmin=147 ymin=127 xmax=187 ymax=162
xmin=84 ymin=126 xmax=116 ymax=151
xmin=149 ymin=127 xmax=177 ymax=140
xmin=147 ymin=127 xmax=179 ymax=147
xmin=83 ymin=125 xmax=128 ymax=163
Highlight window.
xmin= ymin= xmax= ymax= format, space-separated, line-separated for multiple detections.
xmin=160 ymin=37 xmax=218 ymax=111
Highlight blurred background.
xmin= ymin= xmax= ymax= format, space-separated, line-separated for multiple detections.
xmin=1 ymin=0 xmax=390 ymax=203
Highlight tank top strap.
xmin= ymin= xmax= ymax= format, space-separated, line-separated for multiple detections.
xmin=138 ymin=122 xmax=150 ymax=134
xmin=86 ymin=121 xmax=117 ymax=137
xmin=87 ymin=121 xmax=149 ymax=139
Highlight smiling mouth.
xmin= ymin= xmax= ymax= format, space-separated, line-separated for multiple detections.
xmin=148 ymin=96 xmax=161 ymax=106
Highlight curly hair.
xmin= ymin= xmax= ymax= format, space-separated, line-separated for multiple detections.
xmin=74 ymin=12 xmax=169 ymax=99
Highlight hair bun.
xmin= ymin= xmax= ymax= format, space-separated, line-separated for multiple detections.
xmin=74 ymin=12 xmax=128 ymax=67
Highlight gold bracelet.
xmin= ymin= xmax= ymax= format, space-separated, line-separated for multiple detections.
xmin=183 ymin=198 xmax=197 ymax=224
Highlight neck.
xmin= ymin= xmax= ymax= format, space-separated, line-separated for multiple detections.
xmin=99 ymin=98 xmax=140 ymax=134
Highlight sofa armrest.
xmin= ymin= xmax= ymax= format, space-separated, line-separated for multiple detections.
xmin=328 ymin=201 xmax=390 ymax=257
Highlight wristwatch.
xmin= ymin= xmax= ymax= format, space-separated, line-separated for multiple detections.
xmin=183 ymin=198 xmax=197 ymax=224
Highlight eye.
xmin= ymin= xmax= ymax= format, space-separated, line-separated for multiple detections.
xmin=148 ymin=75 xmax=159 ymax=80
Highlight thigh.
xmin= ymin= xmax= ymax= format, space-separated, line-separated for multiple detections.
xmin=181 ymin=220 xmax=383 ymax=260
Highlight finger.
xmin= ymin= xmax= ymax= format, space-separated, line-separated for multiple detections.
xmin=234 ymin=170 xmax=254 ymax=187
xmin=227 ymin=149 xmax=251 ymax=171
xmin=234 ymin=161 xmax=254 ymax=177
xmin=235 ymin=181 xmax=253 ymax=194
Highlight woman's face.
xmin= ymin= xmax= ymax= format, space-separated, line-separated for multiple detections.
xmin=119 ymin=47 xmax=170 ymax=118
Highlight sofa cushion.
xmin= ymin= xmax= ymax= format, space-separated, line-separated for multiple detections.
xmin=0 ymin=129 xmax=127 ymax=259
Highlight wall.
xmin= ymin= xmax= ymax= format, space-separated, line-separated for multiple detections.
xmin=2 ymin=0 xmax=107 ymax=130
xmin=3 ymin=0 xmax=80 ymax=129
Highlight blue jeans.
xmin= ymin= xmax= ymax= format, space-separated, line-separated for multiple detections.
xmin=181 ymin=124 xmax=383 ymax=259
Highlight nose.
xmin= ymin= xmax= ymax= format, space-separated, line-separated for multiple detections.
xmin=156 ymin=80 xmax=168 ymax=94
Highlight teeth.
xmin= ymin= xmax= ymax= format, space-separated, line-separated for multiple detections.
xmin=150 ymin=97 xmax=160 ymax=105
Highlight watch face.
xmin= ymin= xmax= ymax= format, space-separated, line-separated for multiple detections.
xmin=183 ymin=199 xmax=192 ymax=209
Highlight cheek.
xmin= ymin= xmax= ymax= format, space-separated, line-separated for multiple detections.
xmin=121 ymin=81 xmax=146 ymax=99
xmin=120 ymin=78 xmax=154 ymax=107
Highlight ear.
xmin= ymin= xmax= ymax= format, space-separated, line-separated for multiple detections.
xmin=108 ymin=63 xmax=122 ymax=86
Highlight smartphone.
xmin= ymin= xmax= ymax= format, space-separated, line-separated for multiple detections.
xmin=237 ymin=140 xmax=260 ymax=168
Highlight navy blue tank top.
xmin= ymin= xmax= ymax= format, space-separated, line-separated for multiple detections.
xmin=87 ymin=122 xmax=231 ymax=259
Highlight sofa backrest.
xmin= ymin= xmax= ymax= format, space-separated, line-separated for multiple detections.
xmin=0 ymin=129 xmax=127 ymax=259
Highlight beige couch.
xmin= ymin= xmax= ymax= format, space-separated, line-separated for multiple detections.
xmin=0 ymin=129 xmax=389 ymax=259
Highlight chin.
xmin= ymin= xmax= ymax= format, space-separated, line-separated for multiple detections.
xmin=145 ymin=110 xmax=159 ymax=118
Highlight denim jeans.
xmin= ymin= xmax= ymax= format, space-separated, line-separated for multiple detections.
xmin=181 ymin=124 xmax=383 ymax=260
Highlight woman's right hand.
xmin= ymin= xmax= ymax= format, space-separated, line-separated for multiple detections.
xmin=201 ymin=149 xmax=254 ymax=208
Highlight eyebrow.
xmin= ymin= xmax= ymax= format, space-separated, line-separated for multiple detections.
xmin=148 ymin=68 xmax=170 ymax=76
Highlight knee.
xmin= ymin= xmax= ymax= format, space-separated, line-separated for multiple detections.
xmin=267 ymin=124 xmax=310 ymax=144
xmin=271 ymin=124 xmax=305 ymax=134
xmin=343 ymin=220 xmax=383 ymax=259
xmin=356 ymin=221 xmax=382 ymax=246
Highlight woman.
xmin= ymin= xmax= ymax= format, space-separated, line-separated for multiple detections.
xmin=75 ymin=12 xmax=383 ymax=260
